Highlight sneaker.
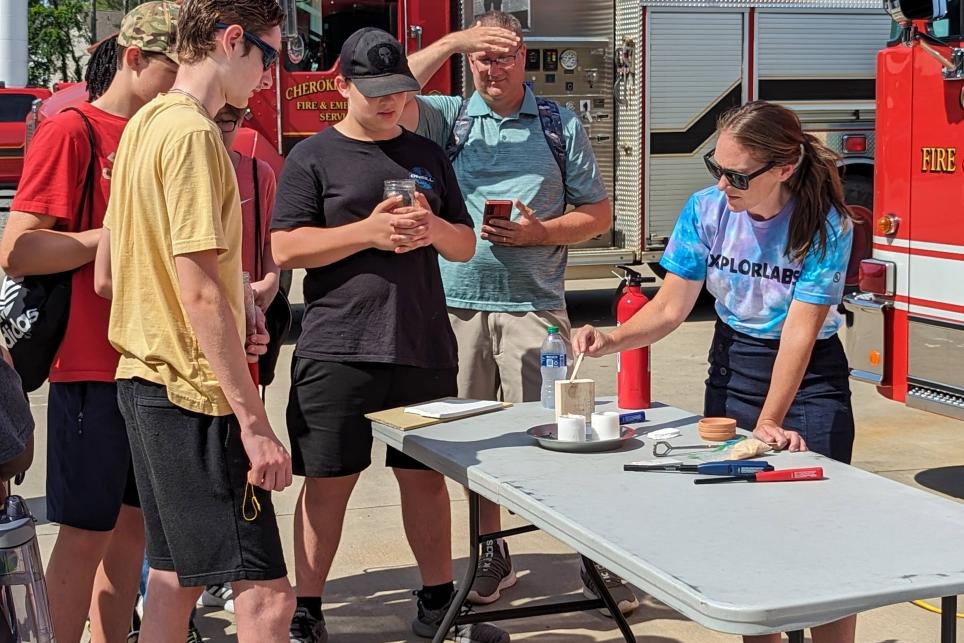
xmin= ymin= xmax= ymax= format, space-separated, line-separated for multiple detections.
xmin=467 ymin=539 xmax=517 ymax=605
xmin=289 ymin=605 xmax=328 ymax=643
xmin=580 ymin=561 xmax=640 ymax=617
xmin=411 ymin=591 xmax=510 ymax=642
xmin=186 ymin=619 xmax=203 ymax=643
xmin=197 ymin=583 xmax=235 ymax=613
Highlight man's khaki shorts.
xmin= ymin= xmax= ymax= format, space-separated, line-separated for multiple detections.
xmin=447 ymin=308 xmax=572 ymax=404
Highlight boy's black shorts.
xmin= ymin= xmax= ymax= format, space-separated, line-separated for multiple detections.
xmin=286 ymin=358 xmax=457 ymax=477
xmin=117 ymin=378 xmax=286 ymax=586
xmin=47 ymin=382 xmax=139 ymax=531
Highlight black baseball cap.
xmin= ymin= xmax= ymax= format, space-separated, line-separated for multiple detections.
xmin=340 ymin=27 xmax=420 ymax=97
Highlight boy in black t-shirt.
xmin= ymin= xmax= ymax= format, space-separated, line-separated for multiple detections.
xmin=271 ymin=28 xmax=506 ymax=643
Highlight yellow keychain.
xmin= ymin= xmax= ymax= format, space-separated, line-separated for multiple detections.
xmin=242 ymin=482 xmax=261 ymax=522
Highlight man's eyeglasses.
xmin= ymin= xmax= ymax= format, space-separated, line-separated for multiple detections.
xmin=215 ymin=21 xmax=278 ymax=71
xmin=215 ymin=108 xmax=250 ymax=133
xmin=703 ymin=149 xmax=775 ymax=191
xmin=215 ymin=118 xmax=240 ymax=133
xmin=472 ymin=47 xmax=522 ymax=70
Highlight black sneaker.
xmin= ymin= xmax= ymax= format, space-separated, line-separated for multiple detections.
xmin=289 ymin=605 xmax=328 ymax=643
xmin=580 ymin=561 xmax=640 ymax=617
xmin=411 ymin=591 xmax=510 ymax=642
xmin=467 ymin=539 xmax=517 ymax=605
xmin=187 ymin=618 xmax=203 ymax=643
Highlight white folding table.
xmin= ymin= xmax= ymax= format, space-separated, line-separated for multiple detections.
xmin=372 ymin=400 xmax=964 ymax=642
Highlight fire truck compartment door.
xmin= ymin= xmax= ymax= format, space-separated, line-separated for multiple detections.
xmin=842 ymin=294 xmax=889 ymax=385
xmin=646 ymin=12 xmax=744 ymax=249
xmin=908 ymin=319 xmax=964 ymax=395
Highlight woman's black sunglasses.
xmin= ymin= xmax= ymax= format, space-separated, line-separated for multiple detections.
xmin=215 ymin=22 xmax=278 ymax=70
xmin=703 ymin=149 xmax=775 ymax=190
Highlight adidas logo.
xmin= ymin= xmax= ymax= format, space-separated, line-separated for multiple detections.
xmin=0 ymin=277 xmax=39 ymax=349
xmin=0 ymin=276 xmax=21 ymax=319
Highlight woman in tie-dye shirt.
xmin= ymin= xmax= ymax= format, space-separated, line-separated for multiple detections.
xmin=574 ymin=100 xmax=856 ymax=641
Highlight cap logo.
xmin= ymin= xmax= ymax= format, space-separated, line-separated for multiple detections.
xmin=367 ymin=43 xmax=400 ymax=71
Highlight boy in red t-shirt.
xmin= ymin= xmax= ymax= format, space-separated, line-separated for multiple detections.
xmin=0 ymin=4 xmax=179 ymax=642
xmin=214 ymin=104 xmax=280 ymax=311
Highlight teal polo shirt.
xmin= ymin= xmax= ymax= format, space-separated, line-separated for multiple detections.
xmin=416 ymin=88 xmax=607 ymax=312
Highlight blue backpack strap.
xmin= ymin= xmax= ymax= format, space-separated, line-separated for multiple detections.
xmin=447 ymin=95 xmax=568 ymax=195
xmin=446 ymin=97 xmax=473 ymax=162
xmin=536 ymin=98 xmax=567 ymax=186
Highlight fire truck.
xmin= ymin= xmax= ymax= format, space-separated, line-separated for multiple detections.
xmin=843 ymin=1 xmax=964 ymax=420
xmin=26 ymin=0 xmax=895 ymax=278
xmin=30 ymin=0 xmax=892 ymax=274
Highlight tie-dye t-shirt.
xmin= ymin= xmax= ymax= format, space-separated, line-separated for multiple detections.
xmin=660 ymin=186 xmax=852 ymax=340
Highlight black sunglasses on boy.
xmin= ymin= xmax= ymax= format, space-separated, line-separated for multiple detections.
xmin=215 ymin=22 xmax=279 ymax=71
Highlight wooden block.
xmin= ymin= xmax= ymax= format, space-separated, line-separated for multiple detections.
xmin=554 ymin=379 xmax=595 ymax=420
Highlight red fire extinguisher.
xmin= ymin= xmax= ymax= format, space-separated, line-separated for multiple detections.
xmin=615 ymin=266 xmax=652 ymax=409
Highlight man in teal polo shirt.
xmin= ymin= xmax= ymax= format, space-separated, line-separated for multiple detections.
xmin=401 ymin=11 xmax=638 ymax=616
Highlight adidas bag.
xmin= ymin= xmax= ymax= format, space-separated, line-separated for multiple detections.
xmin=0 ymin=273 xmax=72 ymax=392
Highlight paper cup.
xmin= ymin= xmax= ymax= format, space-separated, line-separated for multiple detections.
xmin=556 ymin=414 xmax=586 ymax=442
xmin=591 ymin=412 xmax=621 ymax=441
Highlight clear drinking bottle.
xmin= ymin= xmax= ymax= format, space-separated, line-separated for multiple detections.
xmin=0 ymin=495 xmax=55 ymax=642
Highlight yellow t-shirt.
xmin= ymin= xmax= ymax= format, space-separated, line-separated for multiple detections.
xmin=105 ymin=92 xmax=244 ymax=416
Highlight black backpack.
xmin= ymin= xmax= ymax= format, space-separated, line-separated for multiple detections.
xmin=251 ymin=157 xmax=291 ymax=388
xmin=0 ymin=108 xmax=96 ymax=392
xmin=445 ymin=96 xmax=568 ymax=190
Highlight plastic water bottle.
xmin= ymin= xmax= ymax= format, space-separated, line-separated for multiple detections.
xmin=540 ymin=325 xmax=568 ymax=409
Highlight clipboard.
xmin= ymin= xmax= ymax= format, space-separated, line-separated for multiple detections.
xmin=366 ymin=400 xmax=512 ymax=431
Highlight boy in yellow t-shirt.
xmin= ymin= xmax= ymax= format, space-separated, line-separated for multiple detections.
xmin=97 ymin=0 xmax=294 ymax=640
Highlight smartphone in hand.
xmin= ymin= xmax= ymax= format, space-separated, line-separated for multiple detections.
xmin=482 ymin=199 xmax=513 ymax=226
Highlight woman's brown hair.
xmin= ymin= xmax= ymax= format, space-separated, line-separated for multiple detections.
xmin=176 ymin=0 xmax=284 ymax=66
xmin=717 ymin=100 xmax=851 ymax=262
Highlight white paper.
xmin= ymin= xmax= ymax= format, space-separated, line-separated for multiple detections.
xmin=403 ymin=398 xmax=503 ymax=420
xmin=646 ymin=428 xmax=682 ymax=440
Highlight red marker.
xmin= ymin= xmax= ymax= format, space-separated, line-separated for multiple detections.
xmin=693 ymin=467 xmax=824 ymax=485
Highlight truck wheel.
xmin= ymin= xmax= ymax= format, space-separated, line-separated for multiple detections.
xmin=843 ymin=175 xmax=873 ymax=290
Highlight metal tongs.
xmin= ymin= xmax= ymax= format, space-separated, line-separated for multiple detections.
xmin=652 ymin=440 xmax=723 ymax=457
xmin=652 ymin=438 xmax=784 ymax=458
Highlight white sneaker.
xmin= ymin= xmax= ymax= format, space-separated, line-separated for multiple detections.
xmin=196 ymin=583 xmax=235 ymax=613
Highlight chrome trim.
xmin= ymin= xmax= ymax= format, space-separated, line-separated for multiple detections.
xmin=567 ymin=248 xmax=638 ymax=266
xmin=907 ymin=386 xmax=964 ymax=421
xmin=908 ymin=318 xmax=964 ymax=394
xmin=409 ymin=25 xmax=423 ymax=51
xmin=842 ymin=293 xmax=891 ymax=385
xmin=275 ymin=63 xmax=283 ymax=155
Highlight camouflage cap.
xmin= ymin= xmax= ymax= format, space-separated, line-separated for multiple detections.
xmin=117 ymin=1 xmax=179 ymax=64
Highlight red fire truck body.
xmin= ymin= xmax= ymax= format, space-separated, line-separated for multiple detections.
xmin=843 ymin=9 xmax=964 ymax=420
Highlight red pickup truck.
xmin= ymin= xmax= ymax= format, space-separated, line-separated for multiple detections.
xmin=0 ymin=87 xmax=53 ymax=188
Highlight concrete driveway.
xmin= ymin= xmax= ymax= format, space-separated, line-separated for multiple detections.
xmin=10 ymin=265 xmax=964 ymax=642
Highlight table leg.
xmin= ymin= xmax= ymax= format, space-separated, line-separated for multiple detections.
xmin=580 ymin=555 xmax=637 ymax=643
xmin=432 ymin=491 xmax=482 ymax=643
xmin=942 ymin=596 xmax=958 ymax=643
xmin=787 ymin=630 xmax=804 ymax=643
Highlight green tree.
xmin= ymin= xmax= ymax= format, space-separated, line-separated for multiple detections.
xmin=28 ymin=0 xmax=90 ymax=87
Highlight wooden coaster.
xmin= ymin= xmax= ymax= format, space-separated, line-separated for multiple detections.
xmin=698 ymin=417 xmax=737 ymax=441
